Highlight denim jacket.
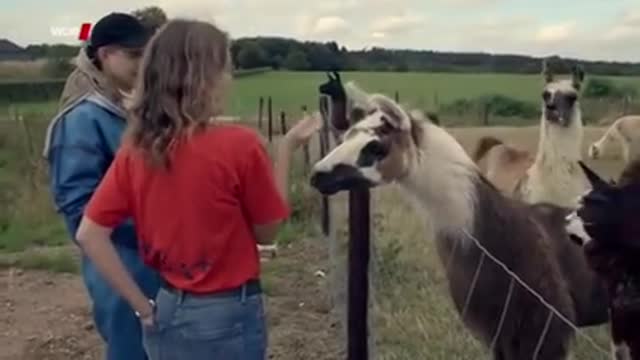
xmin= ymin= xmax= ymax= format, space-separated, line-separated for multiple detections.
xmin=43 ymin=92 xmax=138 ymax=249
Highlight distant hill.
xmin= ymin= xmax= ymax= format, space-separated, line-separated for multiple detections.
xmin=0 ymin=39 xmax=32 ymax=61
xmin=7 ymin=36 xmax=640 ymax=76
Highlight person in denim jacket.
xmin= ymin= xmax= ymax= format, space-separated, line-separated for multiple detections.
xmin=42 ymin=13 xmax=161 ymax=360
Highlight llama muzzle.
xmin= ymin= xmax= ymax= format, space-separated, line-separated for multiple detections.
xmin=310 ymin=164 xmax=373 ymax=195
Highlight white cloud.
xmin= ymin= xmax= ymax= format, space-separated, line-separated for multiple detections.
xmin=433 ymin=0 xmax=503 ymax=6
xmin=534 ymin=22 xmax=577 ymax=44
xmin=313 ymin=16 xmax=351 ymax=36
xmin=294 ymin=15 xmax=351 ymax=38
xmin=371 ymin=32 xmax=387 ymax=39
xmin=465 ymin=16 xmax=534 ymax=38
xmin=315 ymin=0 xmax=361 ymax=13
xmin=370 ymin=14 xmax=425 ymax=35
xmin=621 ymin=9 xmax=640 ymax=27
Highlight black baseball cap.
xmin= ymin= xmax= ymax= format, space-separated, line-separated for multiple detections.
xmin=89 ymin=12 xmax=151 ymax=49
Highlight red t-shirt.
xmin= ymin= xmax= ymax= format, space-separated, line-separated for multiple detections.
xmin=84 ymin=124 xmax=290 ymax=293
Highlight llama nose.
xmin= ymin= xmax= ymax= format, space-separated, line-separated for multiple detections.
xmin=309 ymin=171 xmax=328 ymax=190
xmin=310 ymin=164 xmax=364 ymax=195
xmin=310 ymin=170 xmax=341 ymax=195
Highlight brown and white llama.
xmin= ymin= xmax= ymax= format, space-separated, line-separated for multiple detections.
xmin=567 ymin=160 xmax=640 ymax=360
xmin=474 ymin=61 xmax=590 ymax=209
xmin=473 ymin=136 xmax=534 ymax=195
xmin=589 ymin=115 xmax=640 ymax=165
xmin=309 ymin=87 xmax=608 ymax=359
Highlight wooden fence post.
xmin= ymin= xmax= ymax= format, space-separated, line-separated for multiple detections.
xmin=302 ymin=106 xmax=311 ymax=170
xmin=623 ymin=96 xmax=630 ymax=115
xmin=394 ymin=91 xmax=399 ymax=103
xmin=320 ymin=86 xmax=371 ymax=359
xmin=318 ymin=96 xmax=331 ymax=237
xmin=482 ymin=103 xmax=490 ymax=126
xmin=258 ymin=97 xmax=264 ymax=130
xmin=280 ymin=111 xmax=287 ymax=135
xmin=268 ymin=96 xmax=273 ymax=142
xmin=348 ymin=188 xmax=370 ymax=360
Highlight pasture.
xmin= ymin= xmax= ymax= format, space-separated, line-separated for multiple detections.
xmin=0 ymin=69 xmax=635 ymax=359
xmin=3 ymin=70 xmax=639 ymax=124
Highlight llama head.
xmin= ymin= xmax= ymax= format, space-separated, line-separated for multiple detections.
xmin=319 ymin=71 xmax=346 ymax=101
xmin=565 ymin=161 xmax=640 ymax=250
xmin=310 ymin=93 xmax=426 ymax=195
xmin=541 ymin=59 xmax=584 ymax=128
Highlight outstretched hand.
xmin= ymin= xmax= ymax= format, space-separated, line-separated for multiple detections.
xmin=284 ymin=112 xmax=323 ymax=149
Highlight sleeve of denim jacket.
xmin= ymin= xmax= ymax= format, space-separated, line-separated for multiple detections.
xmin=47 ymin=104 xmax=138 ymax=246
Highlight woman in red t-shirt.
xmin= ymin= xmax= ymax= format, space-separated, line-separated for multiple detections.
xmin=75 ymin=19 xmax=321 ymax=359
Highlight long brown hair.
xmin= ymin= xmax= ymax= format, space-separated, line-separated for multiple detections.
xmin=126 ymin=19 xmax=231 ymax=169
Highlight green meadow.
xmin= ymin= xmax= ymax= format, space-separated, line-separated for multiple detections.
xmin=4 ymin=71 xmax=639 ymax=122
xmin=1 ymin=69 xmax=638 ymax=358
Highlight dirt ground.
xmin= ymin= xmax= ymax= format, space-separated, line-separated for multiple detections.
xmin=0 ymin=237 xmax=343 ymax=360
xmin=0 ymin=125 xmax=624 ymax=359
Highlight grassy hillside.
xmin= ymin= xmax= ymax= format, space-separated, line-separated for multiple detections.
xmin=4 ymin=71 xmax=639 ymax=124
xmin=230 ymin=71 xmax=640 ymax=118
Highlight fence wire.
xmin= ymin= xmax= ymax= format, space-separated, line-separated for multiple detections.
xmin=360 ymin=193 xmax=611 ymax=359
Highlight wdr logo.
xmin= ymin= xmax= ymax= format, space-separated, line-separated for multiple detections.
xmin=50 ymin=23 xmax=92 ymax=40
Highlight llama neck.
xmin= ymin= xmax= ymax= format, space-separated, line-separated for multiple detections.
xmin=536 ymin=109 xmax=583 ymax=164
xmin=397 ymin=124 xmax=478 ymax=235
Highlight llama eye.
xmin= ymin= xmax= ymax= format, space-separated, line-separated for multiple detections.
xmin=378 ymin=116 xmax=395 ymax=135
xmin=542 ymin=91 xmax=551 ymax=101
xmin=566 ymin=94 xmax=577 ymax=104
xmin=358 ymin=140 xmax=389 ymax=167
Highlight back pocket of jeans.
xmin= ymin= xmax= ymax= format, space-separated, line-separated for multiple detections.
xmin=178 ymin=305 xmax=244 ymax=341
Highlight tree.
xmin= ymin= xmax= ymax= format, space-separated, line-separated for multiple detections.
xmin=236 ymin=42 xmax=268 ymax=69
xmin=283 ymin=50 xmax=310 ymax=70
xmin=132 ymin=6 xmax=168 ymax=33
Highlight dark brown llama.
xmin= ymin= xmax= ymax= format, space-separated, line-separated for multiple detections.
xmin=309 ymin=86 xmax=607 ymax=359
xmin=567 ymin=160 xmax=640 ymax=360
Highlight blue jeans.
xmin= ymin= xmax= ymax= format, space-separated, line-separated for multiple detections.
xmin=81 ymin=244 xmax=161 ymax=360
xmin=142 ymin=282 xmax=267 ymax=360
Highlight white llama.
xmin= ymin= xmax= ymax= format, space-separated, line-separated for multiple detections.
xmin=589 ymin=115 xmax=640 ymax=165
xmin=512 ymin=62 xmax=590 ymax=208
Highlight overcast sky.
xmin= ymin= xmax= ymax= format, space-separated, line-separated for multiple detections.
xmin=2 ymin=0 xmax=639 ymax=62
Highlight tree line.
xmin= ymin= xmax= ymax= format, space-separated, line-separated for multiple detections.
xmin=21 ymin=36 xmax=640 ymax=76
xmin=231 ymin=37 xmax=640 ymax=75
xmin=18 ymin=4 xmax=640 ymax=76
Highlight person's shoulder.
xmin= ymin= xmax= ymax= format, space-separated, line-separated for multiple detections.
xmin=62 ymin=99 xmax=120 ymax=128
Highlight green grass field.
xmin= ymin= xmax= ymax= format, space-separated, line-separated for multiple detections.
xmin=4 ymin=70 xmax=640 ymax=124
xmin=1 ymin=70 xmax=637 ymax=358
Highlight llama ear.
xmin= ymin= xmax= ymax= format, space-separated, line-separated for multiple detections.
xmin=326 ymin=72 xmax=335 ymax=81
xmin=370 ymin=94 xmax=411 ymax=130
xmin=542 ymin=58 xmax=554 ymax=84
xmin=578 ymin=161 xmax=609 ymax=190
xmin=572 ymin=64 xmax=585 ymax=90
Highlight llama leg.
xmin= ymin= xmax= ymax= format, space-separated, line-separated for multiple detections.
xmin=505 ymin=316 xmax=572 ymax=360
xmin=589 ymin=140 xmax=603 ymax=159
xmin=612 ymin=341 xmax=631 ymax=360
xmin=590 ymin=124 xmax=620 ymax=160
